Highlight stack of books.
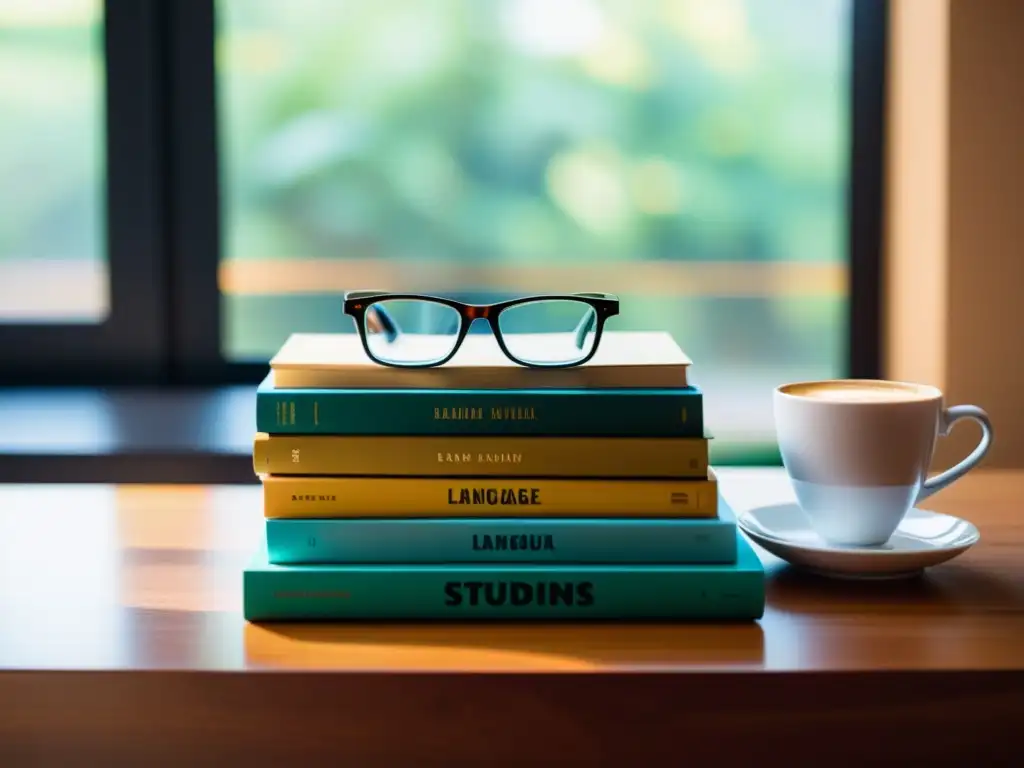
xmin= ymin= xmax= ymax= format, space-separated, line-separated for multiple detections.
xmin=243 ymin=331 xmax=765 ymax=621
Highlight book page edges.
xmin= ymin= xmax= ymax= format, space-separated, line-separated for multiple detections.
xmin=269 ymin=366 xmax=688 ymax=390
xmin=270 ymin=331 xmax=691 ymax=370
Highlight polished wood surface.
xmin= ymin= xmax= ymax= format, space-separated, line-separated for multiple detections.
xmin=2 ymin=468 xmax=1023 ymax=764
xmin=0 ymin=386 xmax=257 ymax=483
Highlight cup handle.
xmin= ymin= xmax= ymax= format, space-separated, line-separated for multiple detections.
xmin=916 ymin=405 xmax=993 ymax=503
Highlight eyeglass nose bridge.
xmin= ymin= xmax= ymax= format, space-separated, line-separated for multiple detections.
xmin=463 ymin=306 xmax=503 ymax=338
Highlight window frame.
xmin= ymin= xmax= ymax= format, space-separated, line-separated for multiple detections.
xmin=0 ymin=0 xmax=169 ymax=386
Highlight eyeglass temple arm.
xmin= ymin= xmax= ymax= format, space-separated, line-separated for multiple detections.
xmin=346 ymin=290 xmax=387 ymax=300
xmin=573 ymin=308 xmax=597 ymax=350
xmin=366 ymin=304 xmax=401 ymax=343
xmin=570 ymin=293 xmax=615 ymax=349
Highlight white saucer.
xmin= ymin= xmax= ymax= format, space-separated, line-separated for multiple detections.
xmin=737 ymin=503 xmax=980 ymax=580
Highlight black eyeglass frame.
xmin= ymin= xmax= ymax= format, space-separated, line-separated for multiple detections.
xmin=342 ymin=291 xmax=620 ymax=369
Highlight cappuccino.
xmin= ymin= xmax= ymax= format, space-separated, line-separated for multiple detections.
xmin=780 ymin=380 xmax=938 ymax=403
xmin=774 ymin=378 xmax=992 ymax=546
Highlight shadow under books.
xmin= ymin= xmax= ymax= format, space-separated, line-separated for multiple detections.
xmin=243 ymin=620 xmax=766 ymax=670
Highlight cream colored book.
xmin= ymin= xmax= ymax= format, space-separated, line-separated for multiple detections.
xmin=269 ymin=331 xmax=691 ymax=389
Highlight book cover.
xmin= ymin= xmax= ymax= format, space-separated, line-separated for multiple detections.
xmin=253 ymin=432 xmax=710 ymax=478
xmin=243 ymin=531 xmax=765 ymax=621
xmin=265 ymin=498 xmax=738 ymax=565
xmin=270 ymin=330 xmax=690 ymax=390
xmin=256 ymin=375 xmax=704 ymax=437
xmin=261 ymin=471 xmax=719 ymax=519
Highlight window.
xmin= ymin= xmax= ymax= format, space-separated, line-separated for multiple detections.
xmin=211 ymin=0 xmax=876 ymax=459
xmin=0 ymin=0 xmax=106 ymax=323
xmin=1 ymin=0 xmax=885 ymax=464
xmin=0 ymin=0 xmax=166 ymax=384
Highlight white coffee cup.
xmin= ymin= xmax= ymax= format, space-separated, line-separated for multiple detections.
xmin=773 ymin=379 xmax=993 ymax=547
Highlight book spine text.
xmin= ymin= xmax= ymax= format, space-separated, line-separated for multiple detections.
xmin=256 ymin=389 xmax=703 ymax=436
xmin=265 ymin=517 xmax=737 ymax=564
xmin=261 ymin=476 xmax=718 ymax=519
xmin=253 ymin=433 xmax=709 ymax=478
xmin=243 ymin=559 xmax=764 ymax=621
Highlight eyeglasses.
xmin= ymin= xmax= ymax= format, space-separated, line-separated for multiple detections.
xmin=343 ymin=291 xmax=620 ymax=368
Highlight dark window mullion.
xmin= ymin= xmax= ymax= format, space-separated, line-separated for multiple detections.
xmin=103 ymin=0 xmax=168 ymax=382
xmin=848 ymin=0 xmax=888 ymax=379
xmin=164 ymin=0 xmax=228 ymax=384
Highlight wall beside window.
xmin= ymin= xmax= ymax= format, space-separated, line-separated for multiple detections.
xmin=887 ymin=0 xmax=1024 ymax=469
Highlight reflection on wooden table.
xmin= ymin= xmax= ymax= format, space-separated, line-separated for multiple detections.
xmin=1 ymin=469 xmax=1023 ymax=764
xmin=243 ymin=621 xmax=767 ymax=672
xmin=0 ymin=469 xmax=1022 ymax=673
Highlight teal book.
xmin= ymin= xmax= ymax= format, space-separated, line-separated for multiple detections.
xmin=265 ymin=498 xmax=738 ymax=565
xmin=256 ymin=374 xmax=703 ymax=437
xmin=243 ymin=531 xmax=764 ymax=621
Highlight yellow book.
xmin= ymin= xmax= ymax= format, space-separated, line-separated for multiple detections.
xmin=261 ymin=471 xmax=719 ymax=519
xmin=253 ymin=432 xmax=709 ymax=478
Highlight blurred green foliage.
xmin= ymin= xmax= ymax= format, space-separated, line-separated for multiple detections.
xmin=216 ymin=0 xmax=852 ymax=418
xmin=219 ymin=0 xmax=849 ymax=269
xmin=0 ymin=0 xmax=103 ymax=264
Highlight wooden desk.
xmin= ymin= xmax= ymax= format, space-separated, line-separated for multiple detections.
xmin=1 ymin=469 xmax=1022 ymax=764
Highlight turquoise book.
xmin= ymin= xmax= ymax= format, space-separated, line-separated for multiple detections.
xmin=265 ymin=497 xmax=738 ymax=565
xmin=256 ymin=374 xmax=703 ymax=437
xmin=243 ymin=531 xmax=764 ymax=621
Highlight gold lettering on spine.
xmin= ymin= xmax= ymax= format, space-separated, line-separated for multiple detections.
xmin=432 ymin=406 xmax=539 ymax=421
xmin=276 ymin=400 xmax=298 ymax=426
xmin=680 ymin=407 xmax=687 ymax=423
xmin=489 ymin=407 xmax=536 ymax=421
xmin=314 ymin=402 xmax=319 ymax=426
xmin=669 ymin=490 xmax=693 ymax=509
xmin=433 ymin=407 xmax=483 ymax=421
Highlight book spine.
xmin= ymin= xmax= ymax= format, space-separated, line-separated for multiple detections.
xmin=253 ymin=433 xmax=709 ymax=478
xmin=256 ymin=389 xmax=703 ymax=436
xmin=265 ymin=518 xmax=737 ymax=565
xmin=261 ymin=476 xmax=719 ymax=519
xmin=243 ymin=562 xmax=765 ymax=621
